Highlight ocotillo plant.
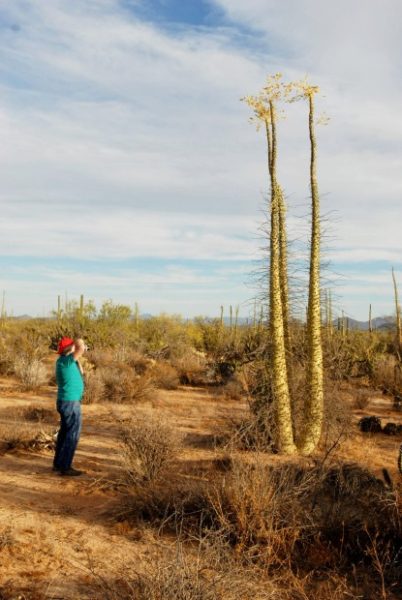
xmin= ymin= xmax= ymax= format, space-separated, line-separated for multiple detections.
xmin=289 ymin=79 xmax=324 ymax=455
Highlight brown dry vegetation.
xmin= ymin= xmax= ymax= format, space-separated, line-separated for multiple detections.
xmin=0 ymin=317 xmax=401 ymax=599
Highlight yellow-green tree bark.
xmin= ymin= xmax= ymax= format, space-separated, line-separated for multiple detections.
xmin=243 ymin=81 xmax=296 ymax=454
xmin=299 ymin=89 xmax=324 ymax=455
xmin=268 ymin=100 xmax=296 ymax=454
xmin=392 ymin=268 xmax=401 ymax=359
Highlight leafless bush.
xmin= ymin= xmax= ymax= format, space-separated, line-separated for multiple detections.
xmin=83 ymin=370 xmax=106 ymax=404
xmin=214 ymin=378 xmax=244 ymax=401
xmin=12 ymin=356 xmax=48 ymax=390
xmin=209 ymin=460 xmax=313 ymax=568
xmin=172 ymin=352 xmax=207 ymax=386
xmin=121 ymin=417 xmax=178 ymax=484
xmin=125 ymin=351 xmax=154 ymax=375
xmin=226 ymin=411 xmax=276 ymax=452
xmin=372 ymin=354 xmax=401 ymax=395
xmin=87 ymin=535 xmax=281 ymax=600
xmin=101 ymin=366 xmax=155 ymax=403
xmin=86 ymin=348 xmax=114 ymax=369
xmin=321 ymin=380 xmax=353 ymax=449
xmin=353 ymin=388 xmax=372 ymax=410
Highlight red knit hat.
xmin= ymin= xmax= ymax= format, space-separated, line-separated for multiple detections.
xmin=57 ymin=337 xmax=74 ymax=354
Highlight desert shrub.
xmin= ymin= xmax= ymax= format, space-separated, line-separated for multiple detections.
xmin=83 ymin=370 xmax=106 ymax=404
xmin=12 ymin=356 xmax=48 ymax=390
xmin=353 ymin=388 xmax=372 ymax=410
xmin=172 ymin=352 xmax=207 ymax=386
xmin=87 ymin=536 xmax=281 ymax=600
xmin=0 ymin=526 xmax=15 ymax=550
xmin=86 ymin=348 xmax=115 ymax=369
xmin=209 ymin=460 xmax=313 ymax=568
xmin=0 ymin=336 xmax=12 ymax=375
xmin=121 ymin=417 xmax=178 ymax=484
xmin=3 ymin=327 xmax=50 ymax=389
xmin=0 ymin=422 xmax=55 ymax=452
xmin=105 ymin=553 xmax=220 ymax=600
xmin=152 ymin=361 xmax=180 ymax=390
xmin=213 ymin=378 xmax=244 ymax=401
xmin=101 ymin=366 xmax=155 ymax=404
xmin=125 ymin=351 xmax=154 ymax=375
xmin=22 ymin=405 xmax=55 ymax=423
xmin=226 ymin=413 xmax=275 ymax=452
xmin=372 ymin=353 xmax=402 ymax=395
xmin=119 ymin=455 xmax=401 ymax=590
xmin=139 ymin=315 xmax=194 ymax=357
xmin=322 ymin=332 xmax=385 ymax=381
xmin=321 ymin=380 xmax=353 ymax=448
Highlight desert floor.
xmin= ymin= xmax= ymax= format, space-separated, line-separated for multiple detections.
xmin=0 ymin=370 xmax=401 ymax=599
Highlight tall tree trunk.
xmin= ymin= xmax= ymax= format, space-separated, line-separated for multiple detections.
xmin=299 ymin=93 xmax=324 ymax=455
xmin=392 ymin=268 xmax=401 ymax=359
xmin=268 ymin=101 xmax=296 ymax=454
xmin=278 ymin=187 xmax=291 ymax=353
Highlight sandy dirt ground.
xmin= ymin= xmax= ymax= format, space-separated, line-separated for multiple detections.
xmin=0 ymin=376 xmax=401 ymax=598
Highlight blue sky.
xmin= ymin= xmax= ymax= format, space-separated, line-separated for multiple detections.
xmin=0 ymin=0 xmax=401 ymax=319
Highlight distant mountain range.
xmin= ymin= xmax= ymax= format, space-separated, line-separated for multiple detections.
xmin=333 ymin=315 xmax=396 ymax=331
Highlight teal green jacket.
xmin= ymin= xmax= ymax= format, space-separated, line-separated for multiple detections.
xmin=56 ymin=354 xmax=84 ymax=402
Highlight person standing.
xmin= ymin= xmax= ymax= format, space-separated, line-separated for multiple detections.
xmin=53 ymin=336 xmax=86 ymax=476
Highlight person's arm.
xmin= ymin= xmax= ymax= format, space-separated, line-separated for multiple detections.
xmin=73 ymin=338 xmax=87 ymax=361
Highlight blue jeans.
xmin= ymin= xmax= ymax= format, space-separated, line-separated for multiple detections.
xmin=53 ymin=401 xmax=82 ymax=472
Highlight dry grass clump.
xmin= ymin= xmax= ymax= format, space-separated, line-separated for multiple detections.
xmin=212 ymin=378 xmax=245 ymax=401
xmin=12 ymin=355 xmax=49 ymax=390
xmin=101 ymin=366 xmax=155 ymax=404
xmin=372 ymin=354 xmax=402 ymax=395
xmin=353 ymin=388 xmax=373 ymax=410
xmin=87 ymin=537 xmax=281 ymax=600
xmin=226 ymin=414 xmax=275 ymax=452
xmin=320 ymin=381 xmax=353 ymax=449
xmin=96 ymin=554 xmax=220 ymax=600
xmin=151 ymin=361 xmax=180 ymax=390
xmin=22 ymin=404 xmax=55 ymax=423
xmin=0 ymin=422 xmax=55 ymax=453
xmin=0 ymin=582 xmax=47 ymax=600
xmin=82 ymin=364 xmax=155 ymax=404
xmin=0 ymin=526 xmax=15 ymax=550
xmin=125 ymin=350 xmax=155 ymax=375
xmin=172 ymin=352 xmax=207 ymax=386
xmin=83 ymin=370 xmax=106 ymax=404
xmin=117 ymin=452 xmax=402 ymax=596
xmin=121 ymin=417 xmax=178 ymax=484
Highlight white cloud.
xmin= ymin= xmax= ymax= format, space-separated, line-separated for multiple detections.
xmin=0 ymin=0 xmax=401 ymax=317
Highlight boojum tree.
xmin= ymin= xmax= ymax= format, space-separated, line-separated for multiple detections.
xmin=244 ymin=75 xmax=326 ymax=455
xmin=243 ymin=74 xmax=296 ymax=455
xmin=392 ymin=267 xmax=401 ymax=359
xmin=288 ymin=79 xmax=324 ymax=455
